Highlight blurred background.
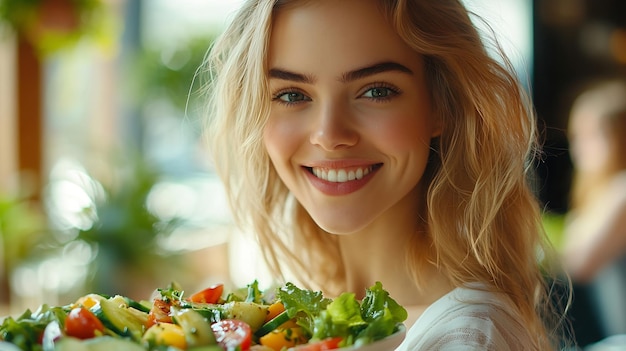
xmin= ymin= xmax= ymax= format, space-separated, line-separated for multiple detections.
xmin=0 ymin=0 xmax=624 ymax=348
xmin=0 ymin=0 xmax=264 ymax=314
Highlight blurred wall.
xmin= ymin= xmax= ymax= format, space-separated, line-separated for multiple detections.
xmin=0 ymin=30 xmax=16 ymax=194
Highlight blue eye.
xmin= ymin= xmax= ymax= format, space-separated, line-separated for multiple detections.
xmin=273 ymin=91 xmax=310 ymax=104
xmin=361 ymin=85 xmax=399 ymax=101
xmin=364 ymin=87 xmax=391 ymax=98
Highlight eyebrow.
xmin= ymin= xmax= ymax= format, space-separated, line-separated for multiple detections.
xmin=341 ymin=61 xmax=413 ymax=82
xmin=268 ymin=61 xmax=414 ymax=84
xmin=268 ymin=68 xmax=314 ymax=84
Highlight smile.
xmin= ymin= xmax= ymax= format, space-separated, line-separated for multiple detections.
xmin=307 ymin=164 xmax=382 ymax=183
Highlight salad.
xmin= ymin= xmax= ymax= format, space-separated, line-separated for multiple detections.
xmin=0 ymin=281 xmax=407 ymax=351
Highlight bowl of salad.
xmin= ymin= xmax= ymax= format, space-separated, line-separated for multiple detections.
xmin=0 ymin=280 xmax=407 ymax=351
xmin=335 ymin=324 xmax=406 ymax=351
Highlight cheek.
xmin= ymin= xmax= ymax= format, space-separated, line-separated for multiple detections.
xmin=370 ymin=111 xmax=434 ymax=153
xmin=263 ymin=117 xmax=302 ymax=163
xmin=367 ymin=91 xmax=435 ymax=145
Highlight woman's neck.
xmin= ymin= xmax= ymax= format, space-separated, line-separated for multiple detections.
xmin=335 ymin=209 xmax=453 ymax=308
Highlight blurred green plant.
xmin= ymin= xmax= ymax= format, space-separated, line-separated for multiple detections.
xmin=65 ymin=154 xmax=185 ymax=298
xmin=132 ymin=35 xmax=216 ymax=113
xmin=1 ymin=154 xmax=188 ymax=305
xmin=0 ymin=0 xmax=117 ymax=56
xmin=0 ymin=191 xmax=50 ymax=305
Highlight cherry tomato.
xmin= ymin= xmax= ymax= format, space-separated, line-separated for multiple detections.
xmin=64 ymin=307 xmax=105 ymax=340
xmin=147 ymin=298 xmax=172 ymax=328
xmin=290 ymin=337 xmax=343 ymax=351
xmin=187 ymin=284 xmax=224 ymax=304
xmin=211 ymin=319 xmax=252 ymax=351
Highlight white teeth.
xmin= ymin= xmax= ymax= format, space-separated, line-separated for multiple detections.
xmin=337 ymin=169 xmax=347 ymax=182
xmin=356 ymin=168 xmax=363 ymax=179
xmin=348 ymin=170 xmax=356 ymax=181
xmin=311 ymin=166 xmax=372 ymax=183
xmin=327 ymin=169 xmax=337 ymax=182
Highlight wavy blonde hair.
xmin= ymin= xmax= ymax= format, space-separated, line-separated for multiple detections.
xmin=203 ymin=0 xmax=568 ymax=349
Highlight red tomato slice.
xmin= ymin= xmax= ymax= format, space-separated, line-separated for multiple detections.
xmin=188 ymin=284 xmax=224 ymax=304
xmin=211 ymin=319 xmax=252 ymax=351
xmin=64 ymin=307 xmax=105 ymax=340
xmin=291 ymin=337 xmax=343 ymax=351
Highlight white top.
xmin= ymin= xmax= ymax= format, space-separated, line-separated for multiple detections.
xmin=396 ymin=285 xmax=530 ymax=350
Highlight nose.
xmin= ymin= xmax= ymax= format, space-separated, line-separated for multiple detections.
xmin=309 ymin=101 xmax=359 ymax=151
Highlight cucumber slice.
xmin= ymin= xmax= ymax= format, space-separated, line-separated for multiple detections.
xmin=192 ymin=307 xmax=223 ymax=324
xmin=123 ymin=297 xmax=151 ymax=313
xmin=53 ymin=337 xmax=90 ymax=351
xmin=138 ymin=300 xmax=153 ymax=312
xmin=171 ymin=307 xmax=217 ymax=347
xmin=222 ymin=301 xmax=269 ymax=332
xmin=89 ymin=298 xmax=145 ymax=341
xmin=254 ymin=310 xmax=291 ymax=337
xmin=83 ymin=336 xmax=145 ymax=351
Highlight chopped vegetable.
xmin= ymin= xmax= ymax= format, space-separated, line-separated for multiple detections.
xmin=171 ymin=306 xmax=216 ymax=347
xmin=211 ymin=319 xmax=252 ymax=351
xmin=277 ymin=282 xmax=332 ymax=337
xmin=146 ymin=298 xmax=173 ymax=328
xmin=64 ymin=307 xmax=104 ymax=340
xmin=255 ymin=310 xmax=291 ymax=338
xmin=0 ymin=281 xmax=406 ymax=350
xmin=288 ymin=337 xmax=343 ymax=351
xmin=259 ymin=322 xmax=307 ymax=350
xmin=264 ymin=301 xmax=286 ymax=323
xmin=143 ymin=322 xmax=187 ymax=349
xmin=188 ymin=284 xmax=225 ymax=304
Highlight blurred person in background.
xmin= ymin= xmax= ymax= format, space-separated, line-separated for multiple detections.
xmin=563 ymin=77 xmax=626 ymax=342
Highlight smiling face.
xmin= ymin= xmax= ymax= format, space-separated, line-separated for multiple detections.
xmin=263 ymin=0 xmax=438 ymax=234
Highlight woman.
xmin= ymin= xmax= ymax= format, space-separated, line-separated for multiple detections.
xmin=564 ymin=78 xmax=626 ymax=340
xmin=203 ymin=0 xmax=568 ymax=349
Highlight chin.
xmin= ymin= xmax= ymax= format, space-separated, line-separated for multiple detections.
xmin=312 ymin=216 xmax=372 ymax=236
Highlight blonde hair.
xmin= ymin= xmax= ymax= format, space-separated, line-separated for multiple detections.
xmin=568 ymin=78 xmax=626 ymax=209
xmin=203 ymin=0 xmax=567 ymax=349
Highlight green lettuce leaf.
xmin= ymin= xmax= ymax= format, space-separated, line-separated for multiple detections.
xmin=361 ymin=281 xmax=407 ymax=324
xmin=277 ymin=281 xmax=407 ymax=347
xmin=245 ymin=280 xmax=264 ymax=304
xmin=277 ymin=282 xmax=332 ymax=336
xmin=0 ymin=304 xmax=68 ymax=351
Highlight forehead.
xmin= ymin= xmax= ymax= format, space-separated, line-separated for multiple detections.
xmin=268 ymin=0 xmax=422 ymax=75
